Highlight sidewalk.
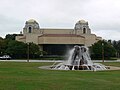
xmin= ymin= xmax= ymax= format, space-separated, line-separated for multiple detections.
xmin=0 ymin=60 xmax=120 ymax=62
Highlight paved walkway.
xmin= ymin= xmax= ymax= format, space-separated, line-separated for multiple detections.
xmin=0 ymin=60 xmax=62 ymax=62
xmin=108 ymin=66 xmax=120 ymax=70
xmin=1 ymin=60 xmax=120 ymax=71
xmin=0 ymin=60 xmax=120 ymax=62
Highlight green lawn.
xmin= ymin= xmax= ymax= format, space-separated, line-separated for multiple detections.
xmin=0 ymin=62 xmax=120 ymax=90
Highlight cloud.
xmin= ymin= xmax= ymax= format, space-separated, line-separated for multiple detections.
xmin=93 ymin=30 xmax=120 ymax=40
xmin=0 ymin=0 xmax=120 ymax=40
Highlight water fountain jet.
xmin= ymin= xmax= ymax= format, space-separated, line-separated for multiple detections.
xmin=52 ymin=45 xmax=107 ymax=71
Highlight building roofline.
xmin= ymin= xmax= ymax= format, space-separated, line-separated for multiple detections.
xmin=40 ymin=28 xmax=74 ymax=30
xmin=38 ymin=34 xmax=85 ymax=38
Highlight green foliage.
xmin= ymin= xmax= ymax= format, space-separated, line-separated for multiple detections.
xmin=28 ymin=43 xmax=40 ymax=58
xmin=5 ymin=40 xmax=27 ymax=58
xmin=0 ymin=35 xmax=42 ymax=59
xmin=5 ymin=34 xmax=23 ymax=40
xmin=90 ymin=40 xmax=116 ymax=60
xmin=4 ymin=40 xmax=40 ymax=59
xmin=5 ymin=34 xmax=18 ymax=40
xmin=112 ymin=40 xmax=120 ymax=57
xmin=0 ymin=37 xmax=7 ymax=56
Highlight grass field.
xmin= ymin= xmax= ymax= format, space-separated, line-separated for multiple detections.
xmin=0 ymin=62 xmax=120 ymax=90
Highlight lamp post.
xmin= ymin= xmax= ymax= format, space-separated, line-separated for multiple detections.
xmin=102 ymin=42 xmax=104 ymax=63
xmin=27 ymin=42 xmax=30 ymax=62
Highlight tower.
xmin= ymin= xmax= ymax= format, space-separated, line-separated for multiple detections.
xmin=23 ymin=19 xmax=40 ymax=34
xmin=74 ymin=20 xmax=91 ymax=35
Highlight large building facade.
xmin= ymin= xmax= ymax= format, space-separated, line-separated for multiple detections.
xmin=16 ymin=19 xmax=102 ymax=55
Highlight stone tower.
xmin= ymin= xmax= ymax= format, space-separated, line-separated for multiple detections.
xmin=23 ymin=19 xmax=40 ymax=34
xmin=74 ymin=20 xmax=91 ymax=35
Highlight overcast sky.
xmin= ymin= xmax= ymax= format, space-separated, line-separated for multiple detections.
xmin=0 ymin=0 xmax=120 ymax=40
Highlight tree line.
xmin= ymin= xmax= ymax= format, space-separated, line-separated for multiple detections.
xmin=0 ymin=34 xmax=120 ymax=60
xmin=90 ymin=40 xmax=120 ymax=60
xmin=90 ymin=40 xmax=114 ymax=60
xmin=0 ymin=34 xmax=42 ymax=59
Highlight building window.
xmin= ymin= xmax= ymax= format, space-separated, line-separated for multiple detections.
xmin=83 ymin=28 xmax=86 ymax=34
xmin=28 ymin=27 xmax=32 ymax=33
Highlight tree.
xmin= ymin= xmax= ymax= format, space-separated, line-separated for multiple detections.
xmin=90 ymin=40 xmax=116 ymax=60
xmin=0 ymin=34 xmax=41 ymax=59
xmin=5 ymin=40 xmax=27 ymax=59
xmin=0 ymin=37 xmax=7 ymax=56
xmin=5 ymin=40 xmax=40 ymax=59
xmin=5 ymin=34 xmax=18 ymax=40
xmin=112 ymin=40 xmax=120 ymax=58
xmin=5 ymin=34 xmax=23 ymax=40
xmin=28 ymin=43 xmax=40 ymax=58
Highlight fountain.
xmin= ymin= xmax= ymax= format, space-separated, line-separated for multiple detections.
xmin=51 ymin=45 xmax=107 ymax=71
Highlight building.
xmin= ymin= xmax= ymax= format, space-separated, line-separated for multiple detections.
xmin=16 ymin=19 xmax=102 ymax=55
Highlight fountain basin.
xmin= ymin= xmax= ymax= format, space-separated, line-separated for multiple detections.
xmin=50 ymin=46 xmax=108 ymax=71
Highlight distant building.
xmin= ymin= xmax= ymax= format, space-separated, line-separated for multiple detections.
xmin=16 ymin=19 xmax=102 ymax=55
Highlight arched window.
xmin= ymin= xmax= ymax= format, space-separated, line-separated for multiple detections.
xmin=83 ymin=28 xmax=86 ymax=34
xmin=28 ymin=27 xmax=32 ymax=33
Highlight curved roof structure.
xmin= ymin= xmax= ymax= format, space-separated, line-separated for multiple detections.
xmin=27 ymin=19 xmax=37 ymax=23
xmin=77 ymin=20 xmax=87 ymax=23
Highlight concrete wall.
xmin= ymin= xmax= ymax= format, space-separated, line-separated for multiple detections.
xmin=16 ymin=35 xmax=26 ymax=43
xmin=41 ymin=29 xmax=74 ymax=34
xmin=38 ymin=35 xmax=85 ymax=44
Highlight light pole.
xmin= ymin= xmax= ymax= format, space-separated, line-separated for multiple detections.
xmin=102 ymin=42 xmax=104 ymax=63
xmin=27 ymin=42 xmax=30 ymax=62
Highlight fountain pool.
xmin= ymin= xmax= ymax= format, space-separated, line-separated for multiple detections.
xmin=51 ymin=45 xmax=108 ymax=71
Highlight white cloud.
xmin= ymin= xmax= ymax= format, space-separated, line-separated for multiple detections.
xmin=0 ymin=0 xmax=120 ymax=40
xmin=93 ymin=30 xmax=120 ymax=40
